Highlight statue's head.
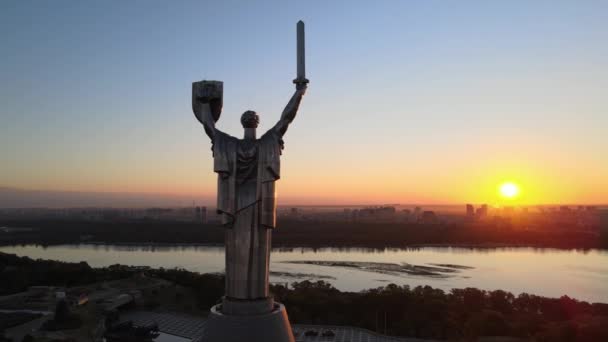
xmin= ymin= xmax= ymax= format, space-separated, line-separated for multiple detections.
xmin=241 ymin=110 xmax=259 ymax=129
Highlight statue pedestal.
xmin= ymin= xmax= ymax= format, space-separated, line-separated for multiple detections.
xmin=221 ymin=296 xmax=274 ymax=315
xmin=199 ymin=302 xmax=295 ymax=342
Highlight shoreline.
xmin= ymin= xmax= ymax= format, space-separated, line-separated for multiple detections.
xmin=1 ymin=249 xmax=606 ymax=305
xmin=1 ymin=247 xmax=607 ymax=304
xmin=1 ymin=241 xmax=606 ymax=252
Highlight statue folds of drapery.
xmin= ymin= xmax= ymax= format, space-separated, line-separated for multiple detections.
xmin=192 ymin=80 xmax=305 ymax=300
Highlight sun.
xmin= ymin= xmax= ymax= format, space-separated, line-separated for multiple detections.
xmin=499 ymin=182 xmax=520 ymax=199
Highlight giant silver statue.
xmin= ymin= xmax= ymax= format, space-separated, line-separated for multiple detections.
xmin=192 ymin=81 xmax=306 ymax=301
xmin=192 ymin=21 xmax=308 ymax=342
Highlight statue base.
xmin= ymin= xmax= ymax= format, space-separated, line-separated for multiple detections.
xmin=221 ymin=296 xmax=274 ymax=315
xmin=199 ymin=302 xmax=295 ymax=342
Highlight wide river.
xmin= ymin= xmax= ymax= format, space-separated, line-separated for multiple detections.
xmin=1 ymin=244 xmax=606 ymax=303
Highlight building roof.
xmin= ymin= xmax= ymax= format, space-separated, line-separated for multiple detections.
xmin=119 ymin=310 xmax=435 ymax=342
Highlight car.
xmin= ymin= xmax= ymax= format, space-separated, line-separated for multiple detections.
xmin=304 ymin=330 xmax=319 ymax=336
xmin=321 ymin=330 xmax=335 ymax=337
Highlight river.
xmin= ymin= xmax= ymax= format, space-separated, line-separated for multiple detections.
xmin=1 ymin=244 xmax=606 ymax=303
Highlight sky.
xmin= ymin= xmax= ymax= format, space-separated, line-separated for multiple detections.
xmin=1 ymin=0 xmax=607 ymax=206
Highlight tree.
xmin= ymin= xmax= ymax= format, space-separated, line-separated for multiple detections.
xmin=21 ymin=335 xmax=34 ymax=342
xmin=54 ymin=299 xmax=70 ymax=323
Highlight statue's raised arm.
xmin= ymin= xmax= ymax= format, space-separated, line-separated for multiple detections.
xmin=272 ymin=84 xmax=307 ymax=137
xmin=192 ymin=80 xmax=224 ymax=140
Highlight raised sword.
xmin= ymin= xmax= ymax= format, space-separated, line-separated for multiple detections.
xmin=293 ymin=20 xmax=309 ymax=86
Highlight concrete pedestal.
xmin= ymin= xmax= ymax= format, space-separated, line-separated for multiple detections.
xmin=199 ymin=302 xmax=295 ymax=342
xmin=221 ymin=296 xmax=274 ymax=315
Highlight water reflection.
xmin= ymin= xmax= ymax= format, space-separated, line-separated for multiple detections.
xmin=1 ymin=244 xmax=606 ymax=303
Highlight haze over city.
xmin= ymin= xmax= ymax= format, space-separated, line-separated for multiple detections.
xmin=2 ymin=1 xmax=607 ymax=207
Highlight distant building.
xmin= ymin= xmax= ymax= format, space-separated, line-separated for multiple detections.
xmin=201 ymin=206 xmax=207 ymax=224
xmin=289 ymin=207 xmax=299 ymax=219
xmin=476 ymin=204 xmax=488 ymax=218
xmin=401 ymin=209 xmax=412 ymax=222
xmin=144 ymin=208 xmax=172 ymax=220
xmin=343 ymin=208 xmax=352 ymax=221
xmin=419 ymin=211 xmax=438 ymax=225
xmin=351 ymin=209 xmax=359 ymax=221
xmin=414 ymin=207 xmax=422 ymax=219
xmin=503 ymin=206 xmax=514 ymax=216
xmin=466 ymin=204 xmax=475 ymax=217
xmin=356 ymin=206 xmax=396 ymax=222
xmin=376 ymin=206 xmax=396 ymax=221
xmin=195 ymin=206 xmax=207 ymax=224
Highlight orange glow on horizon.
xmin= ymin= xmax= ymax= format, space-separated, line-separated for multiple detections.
xmin=2 ymin=143 xmax=605 ymax=206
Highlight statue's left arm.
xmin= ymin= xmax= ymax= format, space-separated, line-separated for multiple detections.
xmin=271 ymin=84 xmax=307 ymax=137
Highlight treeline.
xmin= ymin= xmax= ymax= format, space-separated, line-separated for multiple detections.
xmin=145 ymin=268 xmax=224 ymax=309
xmin=272 ymin=281 xmax=608 ymax=341
xmin=0 ymin=252 xmax=138 ymax=295
xmin=2 ymin=253 xmax=608 ymax=341
xmin=1 ymin=218 xmax=606 ymax=249
xmin=148 ymin=268 xmax=608 ymax=341
xmin=275 ymin=219 xmax=606 ymax=249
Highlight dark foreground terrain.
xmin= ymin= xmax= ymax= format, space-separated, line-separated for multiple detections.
xmin=1 ymin=252 xmax=607 ymax=341
xmin=1 ymin=218 xmax=607 ymax=249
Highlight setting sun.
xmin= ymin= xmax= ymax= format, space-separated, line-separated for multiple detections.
xmin=499 ymin=182 xmax=520 ymax=199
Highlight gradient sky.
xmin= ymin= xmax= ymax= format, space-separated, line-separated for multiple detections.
xmin=1 ymin=0 xmax=607 ymax=206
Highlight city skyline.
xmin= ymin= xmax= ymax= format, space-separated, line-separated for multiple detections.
xmin=2 ymin=1 xmax=607 ymax=206
xmin=1 ymin=185 xmax=605 ymax=208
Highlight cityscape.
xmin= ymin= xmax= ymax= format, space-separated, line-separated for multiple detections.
xmin=2 ymin=1 xmax=608 ymax=342
xmin=1 ymin=203 xmax=603 ymax=231
xmin=1 ymin=201 xmax=607 ymax=341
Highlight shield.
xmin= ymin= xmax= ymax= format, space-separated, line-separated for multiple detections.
xmin=192 ymin=80 xmax=223 ymax=122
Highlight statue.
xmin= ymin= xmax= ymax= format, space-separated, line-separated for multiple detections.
xmin=192 ymin=21 xmax=308 ymax=342
xmin=192 ymin=81 xmax=306 ymax=302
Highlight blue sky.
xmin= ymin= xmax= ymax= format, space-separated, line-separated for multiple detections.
xmin=1 ymin=1 xmax=607 ymax=205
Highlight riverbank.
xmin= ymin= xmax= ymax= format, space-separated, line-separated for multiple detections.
xmin=1 ymin=252 xmax=607 ymax=341
xmin=2 ymin=240 xmax=606 ymax=252
xmin=2 ymin=244 xmax=607 ymax=303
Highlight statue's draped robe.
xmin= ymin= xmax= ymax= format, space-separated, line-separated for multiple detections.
xmin=213 ymin=129 xmax=283 ymax=299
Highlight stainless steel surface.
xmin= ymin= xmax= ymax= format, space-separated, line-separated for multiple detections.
xmin=191 ymin=21 xmax=308 ymax=309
